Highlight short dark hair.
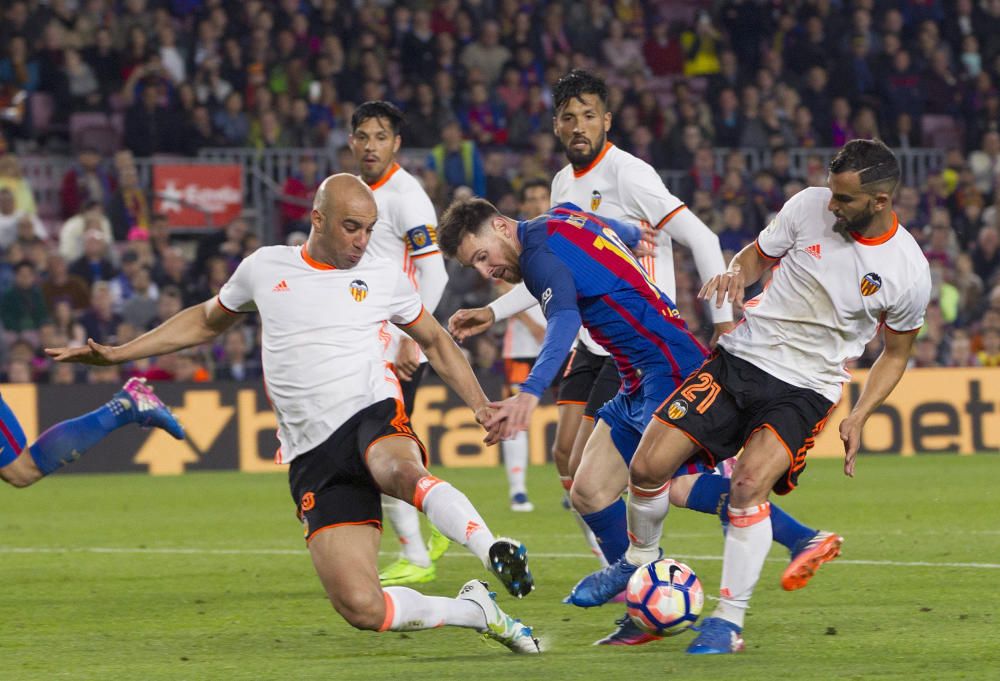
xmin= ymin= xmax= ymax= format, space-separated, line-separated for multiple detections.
xmin=438 ymin=198 xmax=500 ymax=258
xmin=552 ymin=69 xmax=609 ymax=113
xmin=519 ymin=178 xmax=550 ymax=204
xmin=829 ymin=139 xmax=900 ymax=194
xmin=351 ymin=100 xmax=405 ymax=135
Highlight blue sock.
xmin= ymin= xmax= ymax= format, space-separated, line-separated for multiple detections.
xmin=685 ymin=474 xmax=816 ymax=551
xmin=29 ymin=397 xmax=133 ymax=475
xmin=581 ymin=498 xmax=628 ymax=563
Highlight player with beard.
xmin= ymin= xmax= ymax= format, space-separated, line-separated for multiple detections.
xmin=349 ymin=101 xmax=452 ymax=587
xmin=573 ymin=139 xmax=930 ymax=654
xmin=449 ymin=71 xmax=839 ymax=645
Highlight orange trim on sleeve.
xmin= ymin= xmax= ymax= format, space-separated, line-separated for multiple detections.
xmin=850 ymin=212 xmax=898 ymax=246
xmin=306 ymin=519 xmax=382 ymax=543
xmin=301 ymin=246 xmax=337 ymax=270
xmin=884 ymin=322 xmax=920 ymax=335
xmin=378 ymin=591 xmax=396 ymax=632
xmin=367 ymin=162 xmax=401 ymax=191
xmin=573 ymin=142 xmax=613 ymax=178
xmin=581 ymin=414 xmax=595 ymax=422
xmin=728 ymin=502 xmax=771 ymax=528
xmin=412 ymin=475 xmax=444 ymax=512
xmin=654 ymin=205 xmax=687 ymax=230
xmin=556 ymin=399 xmax=587 ymax=406
xmin=399 ymin=306 xmax=426 ymax=328
xmin=754 ymin=239 xmax=780 ymax=260
xmin=216 ymin=297 xmax=242 ymax=315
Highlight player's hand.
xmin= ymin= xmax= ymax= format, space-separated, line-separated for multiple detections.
xmin=45 ymin=338 xmax=120 ymax=366
xmin=448 ymin=307 xmax=495 ymax=342
xmin=484 ymin=391 xmax=539 ymax=441
xmin=699 ymin=265 xmax=746 ymax=309
xmin=709 ymin=321 xmax=736 ymax=348
xmin=394 ymin=338 xmax=420 ymax=380
xmin=839 ymin=416 xmax=863 ymax=477
xmin=631 ymin=226 xmax=657 ymax=259
xmin=474 ymin=405 xmax=503 ymax=445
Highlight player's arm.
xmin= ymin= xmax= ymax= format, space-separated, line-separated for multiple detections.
xmin=397 ymin=222 xmax=448 ymax=378
xmin=699 ymin=240 xmax=776 ymax=310
xmin=46 ymin=298 xmax=240 ymax=365
xmin=400 ymin=308 xmax=497 ymax=441
xmin=485 ymin=253 xmax=581 ymax=440
xmin=447 ymin=282 xmax=537 ymax=341
xmin=838 ymin=328 xmax=917 ymax=477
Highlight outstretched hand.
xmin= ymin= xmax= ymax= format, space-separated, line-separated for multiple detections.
xmin=448 ymin=307 xmax=495 ymax=342
xmin=483 ymin=391 xmax=539 ymax=442
xmin=45 ymin=338 xmax=121 ymax=366
xmin=839 ymin=416 xmax=862 ymax=477
xmin=699 ymin=265 xmax=747 ymax=309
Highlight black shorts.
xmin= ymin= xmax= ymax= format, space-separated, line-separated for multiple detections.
xmin=653 ymin=349 xmax=835 ymax=495
xmin=557 ymin=342 xmax=606 ymax=405
xmin=398 ymin=363 xmax=427 ymax=418
xmin=584 ymin=357 xmax=622 ymax=419
xmin=288 ymin=398 xmax=426 ymax=542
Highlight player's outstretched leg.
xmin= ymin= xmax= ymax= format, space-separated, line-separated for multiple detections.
xmin=379 ymin=495 xmax=436 ymax=587
xmin=673 ymin=472 xmax=843 ymax=590
xmin=309 ymin=523 xmax=539 ymax=653
xmin=0 ymin=377 xmax=184 ymax=487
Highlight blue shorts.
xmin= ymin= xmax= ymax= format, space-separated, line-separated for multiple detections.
xmin=0 ymin=394 xmax=27 ymax=468
xmin=596 ymin=381 xmax=712 ymax=477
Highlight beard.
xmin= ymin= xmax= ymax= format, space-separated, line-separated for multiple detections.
xmin=834 ymin=203 xmax=876 ymax=233
xmin=565 ymin=131 xmax=606 ymax=167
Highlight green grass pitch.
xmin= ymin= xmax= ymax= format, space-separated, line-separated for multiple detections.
xmin=0 ymin=455 xmax=996 ymax=680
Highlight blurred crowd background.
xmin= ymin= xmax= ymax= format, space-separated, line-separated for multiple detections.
xmin=0 ymin=0 xmax=997 ymax=387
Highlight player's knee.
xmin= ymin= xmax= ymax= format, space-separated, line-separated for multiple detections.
xmin=570 ymin=479 xmax=606 ymax=514
xmin=728 ymin=471 xmax=767 ymax=507
xmin=333 ymin=589 xmax=385 ymax=631
xmin=628 ymin=450 xmax=660 ymax=489
xmin=667 ymin=475 xmax=694 ymax=507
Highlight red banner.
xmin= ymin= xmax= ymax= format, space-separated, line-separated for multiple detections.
xmin=153 ymin=164 xmax=243 ymax=228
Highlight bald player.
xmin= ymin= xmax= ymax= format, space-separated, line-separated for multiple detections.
xmin=47 ymin=175 xmax=540 ymax=654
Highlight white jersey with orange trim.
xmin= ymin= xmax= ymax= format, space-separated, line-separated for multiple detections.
xmin=550 ymin=142 xmax=730 ymax=355
xmin=218 ymin=245 xmax=424 ymax=463
xmin=364 ymin=162 xmax=443 ymax=364
xmin=502 ymin=303 xmax=546 ymax=359
xmin=718 ymin=186 xmax=931 ymax=403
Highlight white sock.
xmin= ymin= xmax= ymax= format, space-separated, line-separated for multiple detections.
xmin=380 ymin=587 xmax=485 ymax=631
xmin=414 ymin=476 xmax=496 ymax=569
xmin=382 ymin=494 xmax=431 ymax=567
xmin=625 ymin=481 xmax=671 ymax=566
xmin=502 ymin=432 xmax=528 ymax=497
xmin=566 ymin=493 xmax=609 ymax=567
xmin=714 ymin=503 xmax=772 ymax=629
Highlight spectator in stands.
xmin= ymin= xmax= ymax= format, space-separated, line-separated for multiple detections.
xmin=59 ymin=200 xmax=114 ymax=262
xmin=0 ymin=261 xmax=49 ymax=339
xmin=120 ymin=264 xmax=159 ymax=329
xmin=461 ymin=20 xmax=510 ymax=87
xmin=59 ymin=147 xmax=114 ymax=220
xmin=83 ymin=27 xmax=122 ymax=104
xmin=462 ymin=82 xmax=507 ymax=147
xmin=278 ymin=154 xmax=320 ymax=237
xmin=68 ymin=228 xmax=116 ymax=287
xmin=124 ymin=79 xmax=180 ymax=157
xmin=0 ymin=188 xmax=44 ymax=249
xmin=213 ymin=91 xmax=250 ymax=146
xmin=681 ymin=11 xmax=722 ymax=76
xmin=976 ymin=327 xmax=1000 ymax=366
xmin=972 ymin=225 xmax=1000 ymax=285
xmin=602 ymin=19 xmax=645 ymax=75
xmin=405 ymin=81 xmax=448 ymax=148
xmin=107 ymin=164 xmax=149 ymax=242
xmin=215 ymin=328 xmax=262 ymax=382
xmin=192 ymin=216 xmax=250 ymax=281
xmin=41 ymin=253 xmax=89 ymax=313
xmin=643 ymin=20 xmax=684 ymax=76
xmin=79 ymin=280 xmax=120 ymax=345
xmin=427 ymin=119 xmax=485 ymax=197
xmin=0 ymin=154 xmax=37 ymax=215
xmin=969 ymin=131 xmax=1000 ymax=193
xmin=63 ymin=48 xmax=102 ymax=112
xmin=945 ymin=328 xmax=976 ymax=367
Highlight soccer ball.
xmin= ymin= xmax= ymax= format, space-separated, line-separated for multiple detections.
xmin=625 ymin=558 xmax=704 ymax=636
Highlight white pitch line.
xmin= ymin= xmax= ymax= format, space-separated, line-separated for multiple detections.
xmin=0 ymin=546 xmax=997 ymax=570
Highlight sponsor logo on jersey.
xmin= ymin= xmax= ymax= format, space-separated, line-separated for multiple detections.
xmin=407 ymin=225 xmax=433 ymax=250
xmin=564 ymin=213 xmax=587 ymax=229
xmin=805 ymin=244 xmax=822 ymax=259
xmin=666 ymin=399 xmax=688 ymax=420
xmin=591 ymin=189 xmax=602 ymax=211
xmin=300 ymin=491 xmax=316 ymax=511
xmin=540 ymin=287 xmax=553 ymax=313
xmin=272 ymin=279 xmax=290 ymax=292
xmin=860 ymin=272 xmax=882 ymax=296
xmin=350 ymin=279 xmax=369 ymax=302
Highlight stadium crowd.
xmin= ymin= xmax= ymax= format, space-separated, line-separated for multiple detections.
xmin=0 ymin=0 xmax=998 ymax=386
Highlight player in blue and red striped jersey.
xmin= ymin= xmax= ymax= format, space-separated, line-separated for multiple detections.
xmin=440 ymin=197 xmax=841 ymax=645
